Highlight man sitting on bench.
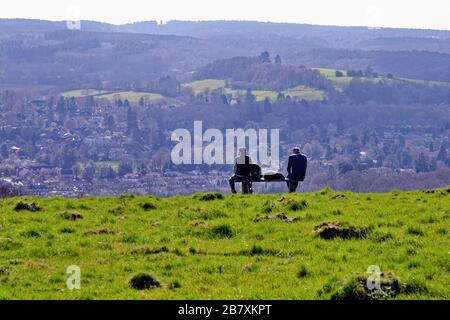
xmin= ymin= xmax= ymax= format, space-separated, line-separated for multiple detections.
xmin=229 ymin=148 xmax=252 ymax=194
xmin=286 ymin=146 xmax=308 ymax=193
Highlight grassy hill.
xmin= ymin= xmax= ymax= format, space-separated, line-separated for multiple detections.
xmin=314 ymin=67 xmax=450 ymax=91
xmin=182 ymin=79 xmax=227 ymax=95
xmin=97 ymin=92 xmax=164 ymax=103
xmin=61 ymin=89 xmax=109 ymax=98
xmin=60 ymin=90 xmax=164 ymax=103
xmin=184 ymin=79 xmax=325 ymax=102
xmin=0 ymin=188 xmax=449 ymax=300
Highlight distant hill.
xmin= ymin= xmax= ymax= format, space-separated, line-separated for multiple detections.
xmin=1 ymin=19 xmax=450 ymax=93
xmin=4 ymin=19 xmax=450 ymax=50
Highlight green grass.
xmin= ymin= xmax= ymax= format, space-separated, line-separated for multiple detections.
xmin=284 ymin=86 xmax=326 ymax=101
xmin=60 ymin=90 xmax=164 ymax=103
xmin=1 ymin=188 xmax=448 ymax=299
xmin=252 ymin=90 xmax=279 ymax=102
xmin=313 ymin=68 xmax=357 ymax=90
xmin=78 ymin=161 xmax=120 ymax=171
xmin=183 ymin=79 xmax=227 ymax=95
xmin=225 ymin=87 xmax=325 ymax=102
xmin=97 ymin=91 xmax=164 ymax=103
xmin=61 ymin=89 xmax=109 ymax=98
xmin=398 ymin=78 xmax=450 ymax=88
xmin=185 ymin=80 xmax=324 ymax=101
xmin=314 ymin=67 xmax=450 ymax=91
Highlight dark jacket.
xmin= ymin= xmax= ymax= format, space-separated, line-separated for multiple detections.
xmin=234 ymin=155 xmax=252 ymax=176
xmin=287 ymin=153 xmax=307 ymax=180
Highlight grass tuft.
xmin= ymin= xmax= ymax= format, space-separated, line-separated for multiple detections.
xmin=129 ymin=273 xmax=160 ymax=290
xmin=14 ymin=201 xmax=41 ymax=212
xmin=209 ymin=224 xmax=235 ymax=239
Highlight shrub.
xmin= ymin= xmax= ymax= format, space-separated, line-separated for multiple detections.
xmin=198 ymin=209 xmax=228 ymax=220
xmin=407 ymin=226 xmax=424 ymax=236
xmin=261 ymin=205 xmax=273 ymax=214
xmin=119 ymin=194 xmax=135 ymax=199
xmin=21 ymin=229 xmax=41 ymax=238
xmin=314 ymin=222 xmax=369 ymax=240
xmin=404 ymin=278 xmax=428 ymax=294
xmin=325 ymin=272 xmax=410 ymax=300
xmin=195 ymin=192 xmax=224 ymax=201
xmin=297 ymin=265 xmax=310 ymax=278
xmin=129 ymin=246 xmax=169 ymax=255
xmin=128 ymin=273 xmax=160 ymax=290
xmin=169 ymin=280 xmax=182 ymax=289
xmin=0 ymin=266 xmax=10 ymax=275
xmin=319 ymin=187 xmax=334 ymax=195
xmin=60 ymin=211 xmax=83 ymax=221
xmin=108 ymin=207 xmax=124 ymax=216
xmin=83 ymin=228 xmax=114 ymax=236
xmin=140 ymin=202 xmax=157 ymax=211
xmin=242 ymin=245 xmax=281 ymax=256
xmin=287 ymin=200 xmax=308 ymax=211
xmin=372 ymin=231 xmax=393 ymax=243
xmin=209 ymin=224 xmax=235 ymax=239
xmin=60 ymin=227 xmax=75 ymax=234
xmin=14 ymin=201 xmax=41 ymax=212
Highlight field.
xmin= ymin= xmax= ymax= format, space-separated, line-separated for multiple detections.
xmin=283 ymin=86 xmax=326 ymax=101
xmin=314 ymin=68 xmax=450 ymax=90
xmin=78 ymin=161 xmax=120 ymax=171
xmin=97 ymin=91 xmax=164 ymax=103
xmin=61 ymin=89 xmax=109 ymax=98
xmin=224 ymin=88 xmax=279 ymax=102
xmin=183 ymin=79 xmax=325 ymax=102
xmin=224 ymin=88 xmax=324 ymax=102
xmin=0 ymin=188 xmax=449 ymax=300
xmin=60 ymin=90 xmax=164 ymax=103
xmin=182 ymin=79 xmax=227 ymax=95
xmin=313 ymin=68 xmax=355 ymax=90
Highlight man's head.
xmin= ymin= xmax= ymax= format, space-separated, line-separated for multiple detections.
xmin=292 ymin=146 xmax=300 ymax=154
xmin=238 ymin=148 xmax=247 ymax=157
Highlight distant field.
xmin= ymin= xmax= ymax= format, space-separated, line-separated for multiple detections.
xmin=284 ymin=86 xmax=326 ymax=101
xmin=314 ymin=68 xmax=450 ymax=90
xmin=0 ymin=188 xmax=448 ymax=299
xmin=252 ymin=90 xmax=279 ymax=101
xmin=398 ymin=78 xmax=450 ymax=88
xmin=314 ymin=67 xmax=399 ymax=90
xmin=60 ymin=90 xmax=164 ymax=103
xmin=61 ymin=89 xmax=109 ymax=98
xmin=78 ymin=161 xmax=120 ymax=171
xmin=185 ymin=80 xmax=326 ymax=102
xmin=223 ymin=88 xmax=278 ymax=102
xmin=97 ymin=92 xmax=164 ymax=103
xmin=313 ymin=68 xmax=357 ymax=90
xmin=225 ymin=87 xmax=325 ymax=102
xmin=183 ymin=79 xmax=227 ymax=95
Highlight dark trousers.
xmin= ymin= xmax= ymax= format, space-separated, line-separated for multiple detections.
xmin=229 ymin=176 xmax=252 ymax=192
xmin=286 ymin=180 xmax=299 ymax=193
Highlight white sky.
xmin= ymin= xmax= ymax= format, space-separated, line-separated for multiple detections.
xmin=1 ymin=0 xmax=450 ymax=30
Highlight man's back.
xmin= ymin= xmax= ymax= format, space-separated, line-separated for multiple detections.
xmin=287 ymin=153 xmax=307 ymax=180
xmin=235 ymin=155 xmax=252 ymax=176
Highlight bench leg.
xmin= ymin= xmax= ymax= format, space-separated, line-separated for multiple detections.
xmin=242 ymin=181 xmax=251 ymax=194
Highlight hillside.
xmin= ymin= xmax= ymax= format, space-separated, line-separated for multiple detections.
xmin=2 ymin=18 xmax=450 ymax=94
xmin=0 ymin=188 xmax=449 ymax=299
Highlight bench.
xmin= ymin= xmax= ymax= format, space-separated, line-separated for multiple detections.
xmin=233 ymin=176 xmax=289 ymax=194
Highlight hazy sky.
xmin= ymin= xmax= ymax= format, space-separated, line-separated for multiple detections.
xmin=2 ymin=0 xmax=450 ymax=30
